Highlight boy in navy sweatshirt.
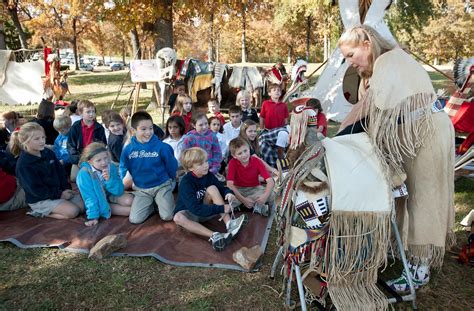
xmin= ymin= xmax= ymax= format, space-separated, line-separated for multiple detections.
xmin=120 ymin=111 xmax=177 ymax=224
xmin=67 ymin=100 xmax=106 ymax=181
xmin=173 ymin=147 xmax=247 ymax=251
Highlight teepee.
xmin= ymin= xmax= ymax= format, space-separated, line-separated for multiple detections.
xmin=308 ymin=0 xmax=397 ymax=122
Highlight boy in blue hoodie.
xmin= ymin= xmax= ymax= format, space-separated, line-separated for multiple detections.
xmin=120 ymin=111 xmax=178 ymax=224
xmin=53 ymin=115 xmax=72 ymax=176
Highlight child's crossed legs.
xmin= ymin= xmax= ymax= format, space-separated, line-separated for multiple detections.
xmin=129 ymin=179 xmax=175 ymax=224
xmin=173 ymin=185 xmax=231 ymax=238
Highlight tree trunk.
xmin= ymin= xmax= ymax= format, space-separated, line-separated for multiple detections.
xmin=215 ymin=31 xmax=220 ymax=62
xmin=0 ymin=20 xmax=5 ymax=50
xmin=153 ymin=0 xmax=173 ymax=51
xmin=151 ymin=0 xmax=173 ymax=107
xmin=5 ymin=1 xmax=28 ymax=49
xmin=241 ymin=4 xmax=247 ymax=63
xmin=306 ymin=15 xmax=311 ymax=62
xmin=130 ymin=27 xmax=146 ymax=89
xmin=0 ymin=1 xmax=4 ymax=49
xmin=130 ymin=27 xmax=141 ymax=59
xmin=72 ymin=18 xmax=79 ymax=70
xmin=287 ymin=45 xmax=293 ymax=64
xmin=207 ymin=12 xmax=214 ymax=62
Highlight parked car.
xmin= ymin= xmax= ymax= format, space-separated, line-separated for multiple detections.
xmin=92 ymin=59 xmax=104 ymax=66
xmin=110 ymin=62 xmax=124 ymax=71
xmin=79 ymin=63 xmax=94 ymax=72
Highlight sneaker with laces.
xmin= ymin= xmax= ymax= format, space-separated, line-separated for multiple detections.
xmin=253 ymin=203 xmax=269 ymax=217
xmin=209 ymin=232 xmax=233 ymax=251
xmin=215 ymin=173 xmax=226 ymax=182
xmin=226 ymin=214 xmax=248 ymax=238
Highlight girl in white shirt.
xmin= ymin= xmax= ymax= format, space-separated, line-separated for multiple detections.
xmin=163 ymin=115 xmax=185 ymax=165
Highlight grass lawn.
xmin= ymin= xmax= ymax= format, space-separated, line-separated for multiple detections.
xmin=1 ymin=69 xmax=473 ymax=309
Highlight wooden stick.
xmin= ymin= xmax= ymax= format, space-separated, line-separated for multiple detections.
xmin=152 ymin=83 xmax=165 ymax=127
xmin=408 ymin=50 xmax=455 ymax=82
xmin=306 ymin=59 xmax=329 ymax=79
xmin=132 ymin=83 xmax=141 ymax=115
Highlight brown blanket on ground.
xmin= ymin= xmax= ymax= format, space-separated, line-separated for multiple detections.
xmin=0 ymin=208 xmax=274 ymax=271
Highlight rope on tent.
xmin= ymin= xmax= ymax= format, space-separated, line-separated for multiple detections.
xmin=407 ymin=49 xmax=455 ymax=83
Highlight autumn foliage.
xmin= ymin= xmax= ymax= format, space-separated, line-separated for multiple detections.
xmin=1 ymin=0 xmax=472 ymax=64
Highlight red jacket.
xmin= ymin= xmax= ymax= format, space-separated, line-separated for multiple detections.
xmin=0 ymin=168 xmax=16 ymax=204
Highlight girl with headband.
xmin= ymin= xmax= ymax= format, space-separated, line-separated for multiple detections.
xmin=76 ymin=142 xmax=133 ymax=226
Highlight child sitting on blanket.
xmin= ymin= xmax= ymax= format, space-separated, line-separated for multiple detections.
xmin=163 ymin=115 xmax=185 ymax=166
xmin=76 ymin=142 xmax=132 ymax=226
xmin=14 ymin=122 xmax=84 ymax=219
xmin=120 ymin=111 xmax=177 ymax=224
xmin=239 ymin=120 xmax=277 ymax=176
xmin=239 ymin=120 xmax=260 ymax=156
xmin=260 ymin=83 xmax=289 ymax=130
xmin=258 ymin=125 xmax=289 ymax=168
xmin=236 ymin=90 xmax=259 ymax=124
xmin=209 ymin=116 xmax=227 ymax=159
xmin=105 ymin=112 xmax=126 ymax=163
xmin=306 ymin=98 xmax=327 ymax=137
xmin=167 ymin=80 xmax=186 ymax=114
xmin=171 ymin=94 xmax=193 ymax=133
xmin=227 ymin=137 xmax=275 ymax=217
xmin=53 ymin=115 xmax=72 ymax=176
xmin=0 ymin=150 xmax=26 ymax=211
xmin=207 ymin=99 xmax=225 ymax=126
xmin=173 ymin=147 xmax=247 ymax=251
xmin=222 ymin=105 xmax=243 ymax=150
xmin=67 ymin=100 xmax=107 ymax=182
xmin=163 ymin=115 xmax=186 ymax=187
xmin=182 ymin=113 xmax=222 ymax=175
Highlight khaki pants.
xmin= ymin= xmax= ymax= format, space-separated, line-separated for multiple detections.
xmin=230 ymin=185 xmax=275 ymax=208
xmin=70 ymin=164 xmax=79 ymax=183
xmin=0 ymin=184 xmax=26 ymax=212
xmin=130 ymin=179 xmax=175 ymax=224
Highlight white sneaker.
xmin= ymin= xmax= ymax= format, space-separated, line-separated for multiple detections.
xmin=226 ymin=214 xmax=248 ymax=239
xmin=253 ymin=203 xmax=269 ymax=217
xmin=209 ymin=232 xmax=232 ymax=251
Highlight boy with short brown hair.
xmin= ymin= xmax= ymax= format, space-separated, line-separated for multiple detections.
xmin=227 ymin=137 xmax=274 ymax=216
xmin=260 ymin=83 xmax=289 ymax=130
xmin=67 ymin=100 xmax=107 ymax=181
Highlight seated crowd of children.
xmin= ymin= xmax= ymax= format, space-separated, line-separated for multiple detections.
xmin=0 ymin=82 xmax=327 ymax=251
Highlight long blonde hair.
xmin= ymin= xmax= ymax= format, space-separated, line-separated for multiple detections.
xmin=9 ymin=122 xmax=44 ymax=157
xmin=337 ymin=25 xmax=395 ymax=79
xmin=172 ymin=94 xmax=192 ymax=115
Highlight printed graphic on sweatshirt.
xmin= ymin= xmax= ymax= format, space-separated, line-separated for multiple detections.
xmin=196 ymin=189 xmax=206 ymax=201
xmin=128 ymin=150 xmax=160 ymax=159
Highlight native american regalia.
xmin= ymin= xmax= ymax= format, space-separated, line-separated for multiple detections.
xmin=359 ymin=48 xmax=456 ymax=270
xmin=277 ymin=48 xmax=455 ymax=311
xmin=277 ymin=131 xmax=393 ymax=310
xmin=258 ymin=127 xmax=288 ymax=168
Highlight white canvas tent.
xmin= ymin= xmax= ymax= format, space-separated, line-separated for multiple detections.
xmin=308 ymin=0 xmax=397 ymax=122
xmin=0 ymin=50 xmax=45 ymax=105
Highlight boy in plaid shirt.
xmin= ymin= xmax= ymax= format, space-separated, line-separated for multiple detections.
xmin=258 ymin=126 xmax=289 ymax=168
